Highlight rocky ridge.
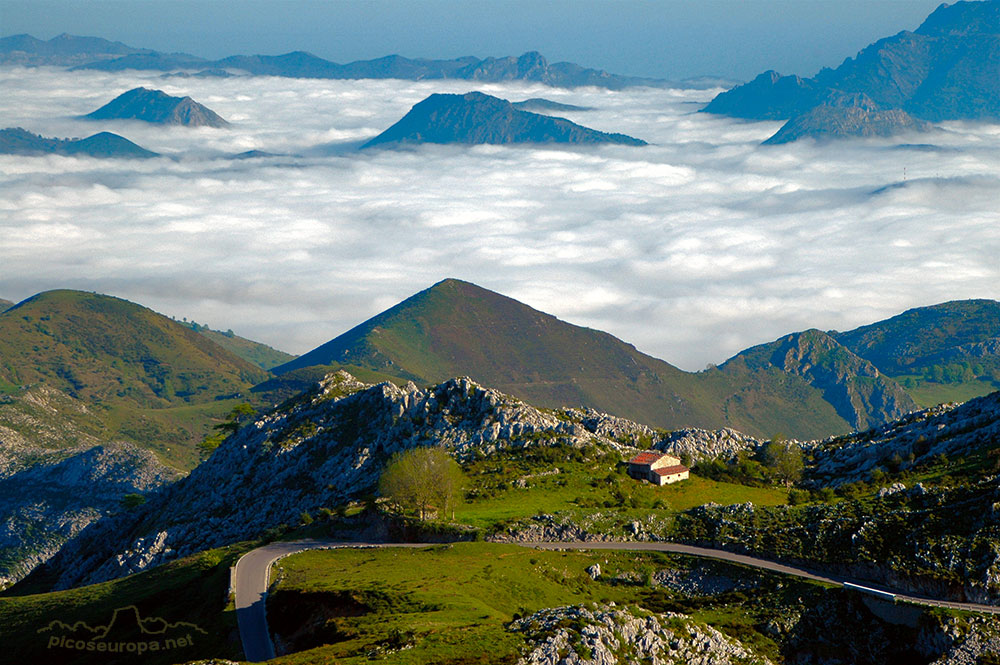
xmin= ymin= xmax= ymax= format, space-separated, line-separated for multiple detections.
xmin=810 ymin=390 xmax=1000 ymax=484
xmin=35 ymin=371 xmax=656 ymax=589
xmin=722 ymin=328 xmax=918 ymax=432
xmin=511 ymin=604 xmax=772 ymax=665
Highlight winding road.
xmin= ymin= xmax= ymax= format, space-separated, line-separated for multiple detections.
xmin=234 ymin=539 xmax=1000 ymax=662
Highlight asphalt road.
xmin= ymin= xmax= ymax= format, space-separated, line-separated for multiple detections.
xmin=234 ymin=539 xmax=1000 ymax=662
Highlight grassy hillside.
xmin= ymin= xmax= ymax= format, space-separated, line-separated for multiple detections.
xmin=179 ymin=320 xmax=296 ymax=370
xmin=835 ymin=299 xmax=1000 ymax=404
xmin=0 ymin=545 xmax=246 ymax=665
xmin=0 ymin=298 xmax=12 ymax=311
xmin=266 ymin=542 xmax=945 ymax=665
xmin=0 ymin=290 xmax=271 ymax=469
xmin=274 ymin=279 xmax=861 ymax=439
xmin=719 ymin=329 xmax=917 ymax=431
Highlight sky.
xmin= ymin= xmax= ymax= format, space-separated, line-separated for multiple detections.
xmin=1 ymin=0 xmax=946 ymax=80
xmin=1 ymin=66 xmax=998 ymax=371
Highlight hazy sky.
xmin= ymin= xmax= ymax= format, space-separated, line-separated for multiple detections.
xmin=2 ymin=0 xmax=945 ymax=80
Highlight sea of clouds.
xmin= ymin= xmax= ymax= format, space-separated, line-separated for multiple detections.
xmin=1 ymin=66 xmax=998 ymax=370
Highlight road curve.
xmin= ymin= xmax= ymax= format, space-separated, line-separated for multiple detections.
xmin=234 ymin=540 xmax=428 ymax=662
xmin=235 ymin=539 xmax=1000 ymax=662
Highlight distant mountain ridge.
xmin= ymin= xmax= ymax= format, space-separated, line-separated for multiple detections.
xmin=0 ymin=33 xmax=152 ymax=66
xmin=84 ymin=87 xmax=228 ymax=127
xmin=362 ymin=92 xmax=646 ymax=148
xmin=0 ymin=127 xmax=158 ymax=158
xmin=704 ymin=0 xmax=1000 ymax=142
xmin=0 ymin=33 xmax=705 ymax=89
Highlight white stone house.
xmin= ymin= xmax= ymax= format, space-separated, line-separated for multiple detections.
xmin=626 ymin=450 xmax=690 ymax=486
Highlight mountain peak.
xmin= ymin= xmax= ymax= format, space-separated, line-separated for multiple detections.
xmin=84 ymin=87 xmax=229 ymax=127
xmin=916 ymin=0 xmax=1000 ymax=36
xmin=361 ymin=90 xmax=645 ymax=148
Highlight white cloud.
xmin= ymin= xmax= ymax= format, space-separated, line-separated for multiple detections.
xmin=1 ymin=66 xmax=998 ymax=371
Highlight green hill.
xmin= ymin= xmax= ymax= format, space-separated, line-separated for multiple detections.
xmin=834 ymin=299 xmax=1000 ymax=406
xmin=719 ymin=329 xmax=917 ymax=431
xmin=177 ymin=320 xmax=296 ymax=370
xmin=274 ymin=279 xmax=866 ymax=439
xmin=0 ymin=290 xmax=267 ymax=406
xmin=0 ymin=290 xmax=270 ymax=469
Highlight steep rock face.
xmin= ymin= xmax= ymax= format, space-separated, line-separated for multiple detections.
xmin=84 ymin=87 xmax=228 ymax=127
xmin=0 ymin=442 xmax=177 ymax=586
xmin=511 ymin=604 xmax=771 ymax=665
xmin=721 ymin=329 xmax=917 ymax=431
xmin=37 ymin=372 xmax=644 ymax=590
xmin=362 ymin=92 xmax=645 ymax=148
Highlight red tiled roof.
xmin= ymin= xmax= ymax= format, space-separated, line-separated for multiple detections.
xmin=628 ymin=451 xmax=664 ymax=465
xmin=652 ymin=465 xmax=689 ymax=477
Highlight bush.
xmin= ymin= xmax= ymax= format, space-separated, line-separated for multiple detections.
xmin=787 ymin=489 xmax=809 ymax=505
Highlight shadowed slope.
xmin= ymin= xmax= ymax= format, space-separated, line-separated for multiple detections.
xmin=362 ymin=92 xmax=645 ymax=148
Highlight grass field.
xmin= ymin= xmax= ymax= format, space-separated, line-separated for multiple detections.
xmin=444 ymin=444 xmax=792 ymax=531
xmin=455 ymin=473 xmax=791 ymax=529
xmin=894 ymin=375 xmax=999 ymax=408
xmin=266 ymin=541 xmax=811 ymax=664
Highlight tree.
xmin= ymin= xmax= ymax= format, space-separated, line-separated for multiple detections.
xmin=200 ymin=402 xmax=257 ymax=459
xmin=764 ymin=435 xmax=804 ymax=487
xmin=379 ymin=447 xmax=465 ymax=521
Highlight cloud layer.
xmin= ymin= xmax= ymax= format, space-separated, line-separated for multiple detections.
xmin=1 ymin=66 xmax=998 ymax=371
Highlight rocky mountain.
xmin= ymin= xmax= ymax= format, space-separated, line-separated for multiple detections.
xmin=835 ymin=299 xmax=1000 ymax=378
xmin=27 ymin=371 xmax=656 ymax=589
xmin=809 ymin=389 xmax=1000 ymax=485
xmin=0 ymin=33 xmax=152 ymax=66
xmin=23 ymin=363 xmax=1000 ymax=607
xmin=720 ymin=329 xmax=918 ymax=431
xmin=763 ymin=92 xmax=931 ymax=144
xmin=84 ymin=87 xmax=228 ymax=127
xmin=704 ymin=0 xmax=1000 ymax=141
xmin=361 ymin=92 xmax=646 ymax=148
xmin=0 ymin=127 xmax=158 ymax=158
xmin=0 ymin=291 xmax=275 ymax=584
xmin=0 ymin=442 xmax=177 ymax=587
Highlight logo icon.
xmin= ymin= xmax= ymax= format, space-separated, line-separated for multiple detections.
xmin=38 ymin=605 xmax=207 ymax=655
